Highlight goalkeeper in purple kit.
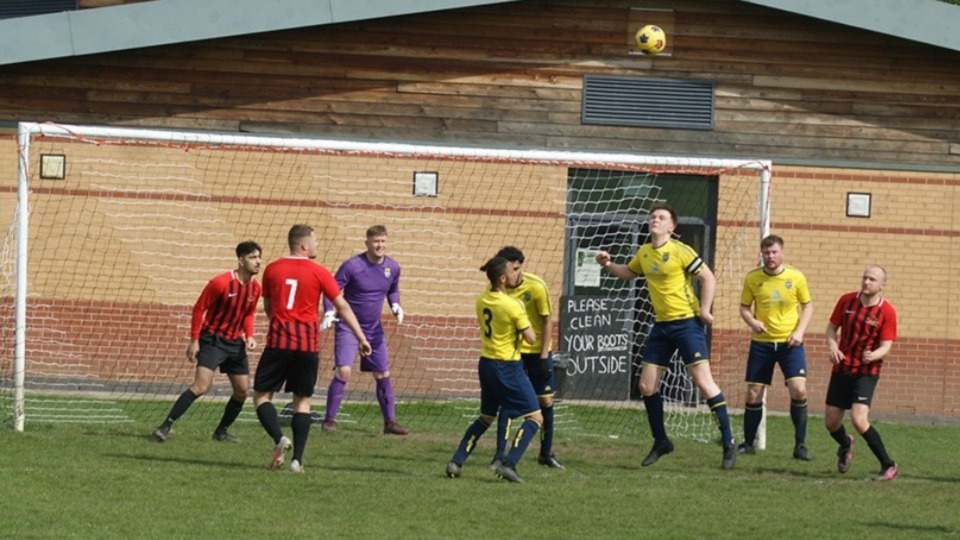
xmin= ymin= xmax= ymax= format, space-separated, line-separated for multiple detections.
xmin=320 ymin=225 xmax=408 ymax=435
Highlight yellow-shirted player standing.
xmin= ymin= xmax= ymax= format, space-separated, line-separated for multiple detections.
xmin=490 ymin=247 xmax=563 ymax=470
xmin=737 ymin=234 xmax=814 ymax=460
xmin=446 ymin=255 xmax=543 ymax=483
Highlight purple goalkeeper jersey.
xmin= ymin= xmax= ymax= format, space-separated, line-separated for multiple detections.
xmin=324 ymin=253 xmax=401 ymax=335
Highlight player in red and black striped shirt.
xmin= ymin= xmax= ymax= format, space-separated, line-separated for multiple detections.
xmin=153 ymin=241 xmax=263 ymax=443
xmin=253 ymin=224 xmax=370 ymax=473
xmin=824 ymin=266 xmax=899 ymax=481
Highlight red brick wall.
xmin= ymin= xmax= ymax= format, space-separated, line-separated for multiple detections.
xmin=2 ymin=139 xmax=958 ymax=422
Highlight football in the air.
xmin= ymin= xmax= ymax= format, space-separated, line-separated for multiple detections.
xmin=635 ymin=24 xmax=667 ymax=55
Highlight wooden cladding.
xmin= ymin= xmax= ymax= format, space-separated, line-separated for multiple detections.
xmin=0 ymin=0 xmax=957 ymax=166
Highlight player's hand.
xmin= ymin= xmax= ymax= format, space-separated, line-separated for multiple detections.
xmin=186 ymin=340 xmax=200 ymax=362
xmin=595 ymin=250 xmax=612 ymax=268
xmin=787 ymin=331 xmax=804 ymax=347
xmin=320 ymin=310 xmax=338 ymax=331
xmin=358 ymin=340 xmax=373 ymax=357
xmin=244 ymin=336 xmax=257 ymax=351
xmin=828 ymin=347 xmax=844 ymax=365
xmin=749 ymin=320 xmax=767 ymax=334
xmin=391 ymin=303 xmax=404 ymax=325
xmin=539 ymin=357 xmax=553 ymax=379
xmin=698 ymin=310 xmax=714 ymax=325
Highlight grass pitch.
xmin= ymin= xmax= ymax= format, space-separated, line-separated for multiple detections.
xmin=1 ymin=405 xmax=958 ymax=539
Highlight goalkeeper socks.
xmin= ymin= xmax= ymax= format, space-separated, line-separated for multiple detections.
xmin=862 ymin=426 xmax=894 ymax=468
xmin=829 ymin=425 xmax=850 ymax=447
xmin=375 ymin=377 xmax=395 ymax=424
xmin=255 ymin=402 xmax=284 ymax=444
xmin=643 ymin=393 xmax=668 ymax=443
xmin=215 ymin=397 xmax=245 ymax=433
xmin=790 ymin=398 xmax=808 ymax=444
xmin=707 ymin=393 xmax=734 ymax=447
xmin=502 ymin=417 xmax=541 ymax=468
xmin=452 ymin=418 xmax=490 ymax=465
xmin=540 ymin=405 xmax=555 ymax=457
xmin=325 ymin=376 xmax=347 ymax=422
xmin=163 ymin=389 xmax=199 ymax=426
xmin=743 ymin=401 xmax=763 ymax=445
xmin=291 ymin=412 xmax=311 ymax=463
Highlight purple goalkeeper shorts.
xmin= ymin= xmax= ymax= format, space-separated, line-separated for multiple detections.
xmin=333 ymin=326 xmax=388 ymax=372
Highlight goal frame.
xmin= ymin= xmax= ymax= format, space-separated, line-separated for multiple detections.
xmin=10 ymin=121 xmax=772 ymax=434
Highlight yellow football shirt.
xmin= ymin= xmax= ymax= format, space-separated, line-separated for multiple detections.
xmin=476 ymin=288 xmax=531 ymax=361
xmin=507 ymin=271 xmax=552 ymax=355
xmin=626 ymin=239 xmax=704 ymax=322
xmin=740 ymin=265 xmax=811 ymax=342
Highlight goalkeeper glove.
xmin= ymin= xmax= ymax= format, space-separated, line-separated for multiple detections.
xmin=391 ymin=303 xmax=404 ymax=325
xmin=320 ymin=310 xmax=338 ymax=331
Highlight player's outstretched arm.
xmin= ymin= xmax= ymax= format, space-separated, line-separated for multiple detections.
xmin=595 ymin=250 xmax=639 ymax=280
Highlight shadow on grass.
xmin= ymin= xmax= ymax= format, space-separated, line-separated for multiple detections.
xmin=103 ymin=452 xmax=256 ymax=470
xmin=897 ymin=473 xmax=960 ymax=484
xmin=861 ymin=521 xmax=958 ymax=535
xmin=749 ymin=465 xmax=960 ymax=485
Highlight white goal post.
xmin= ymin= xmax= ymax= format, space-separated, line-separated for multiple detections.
xmin=5 ymin=121 xmax=771 ymax=444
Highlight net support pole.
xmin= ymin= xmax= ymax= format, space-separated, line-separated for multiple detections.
xmin=13 ymin=124 xmax=31 ymax=432
xmin=759 ymin=167 xmax=771 ymax=238
xmin=756 ymin=166 xmax=772 ymax=451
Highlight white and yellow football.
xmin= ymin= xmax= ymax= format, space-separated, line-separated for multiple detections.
xmin=635 ymin=25 xmax=667 ymax=55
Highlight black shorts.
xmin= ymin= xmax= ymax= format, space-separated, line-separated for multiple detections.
xmin=253 ymin=347 xmax=319 ymax=397
xmin=825 ymin=370 xmax=880 ymax=409
xmin=196 ymin=332 xmax=249 ymax=375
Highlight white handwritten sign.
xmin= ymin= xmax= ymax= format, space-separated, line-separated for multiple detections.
xmin=559 ymin=295 xmax=632 ymax=400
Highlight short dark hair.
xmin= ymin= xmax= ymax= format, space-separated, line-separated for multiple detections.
xmin=367 ymin=225 xmax=388 ymax=238
xmin=649 ymin=202 xmax=677 ymax=225
xmin=761 ymin=235 xmax=784 ymax=249
xmin=236 ymin=240 xmax=261 ymax=258
xmin=288 ymin=224 xmax=314 ymax=250
xmin=496 ymin=246 xmax=524 ymax=264
xmin=480 ymin=256 xmax=509 ymax=287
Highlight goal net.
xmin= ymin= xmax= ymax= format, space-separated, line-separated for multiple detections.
xmin=1 ymin=122 xmax=769 ymax=443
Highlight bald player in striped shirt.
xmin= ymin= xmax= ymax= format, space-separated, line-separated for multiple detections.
xmin=824 ymin=266 xmax=899 ymax=481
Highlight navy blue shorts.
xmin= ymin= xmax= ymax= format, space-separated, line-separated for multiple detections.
xmin=196 ymin=332 xmax=249 ymax=375
xmin=745 ymin=341 xmax=807 ymax=386
xmin=643 ymin=317 xmax=709 ymax=368
xmin=253 ymin=348 xmax=320 ymax=397
xmin=477 ymin=358 xmax=540 ymax=419
xmin=826 ymin=370 xmax=879 ymax=409
xmin=521 ymin=352 xmax=555 ymax=398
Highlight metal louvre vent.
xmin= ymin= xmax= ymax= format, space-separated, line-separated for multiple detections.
xmin=0 ymin=1 xmax=77 ymax=19
xmin=582 ymin=75 xmax=714 ymax=130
